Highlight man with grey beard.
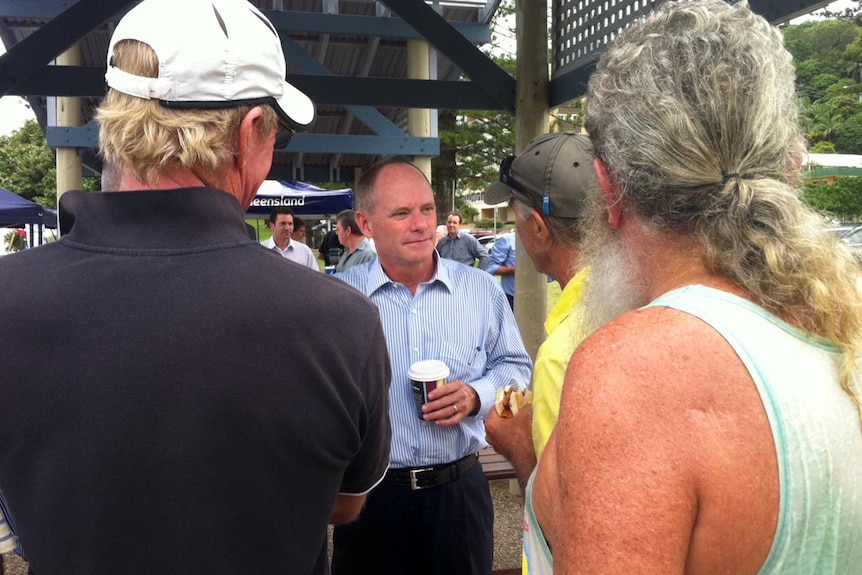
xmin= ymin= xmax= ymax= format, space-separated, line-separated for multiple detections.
xmin=528 ymin=1 xmax=862 ymax=574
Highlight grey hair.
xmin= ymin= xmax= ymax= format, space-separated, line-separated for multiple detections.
xmin=513 ymin=199 xmax=583 ymax=249
xmin=586 ymin=0 xmax=862 ymax=416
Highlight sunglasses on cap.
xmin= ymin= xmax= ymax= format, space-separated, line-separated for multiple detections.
xmin=499 ymin=155 xmax=550 ymax=215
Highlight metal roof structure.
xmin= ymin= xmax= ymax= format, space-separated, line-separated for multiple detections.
xmin=0 ymin=0 xmax=836 ymax=184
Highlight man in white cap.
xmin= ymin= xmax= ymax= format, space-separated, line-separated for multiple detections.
xmin=0 ymin=1 xmax=391 ymax=574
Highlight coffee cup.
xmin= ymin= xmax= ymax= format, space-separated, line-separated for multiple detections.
xmin=408 ymin=360 xmax=450 ymax=419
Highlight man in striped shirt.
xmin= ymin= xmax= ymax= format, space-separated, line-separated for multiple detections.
xmin=333 ymin=158 xmax=532 ymax=575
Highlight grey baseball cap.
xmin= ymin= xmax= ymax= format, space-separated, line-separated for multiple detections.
xmin=484 ymin=133 xmax=598 ymax=219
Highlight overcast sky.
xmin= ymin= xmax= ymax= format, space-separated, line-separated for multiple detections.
xmin=0 ymin=0 xmax=858 ymax=136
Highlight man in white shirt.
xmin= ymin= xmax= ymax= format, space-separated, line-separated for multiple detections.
xmin=261 ymin=207 xmax=320 ymax=270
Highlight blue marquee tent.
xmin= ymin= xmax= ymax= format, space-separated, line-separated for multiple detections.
xmin=0 ymin=186 xmax=57 ymax=228
xmin=246 ymin=180 xmax=352 ymax=218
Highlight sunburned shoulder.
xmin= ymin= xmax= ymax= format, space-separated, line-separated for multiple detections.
xmin=566 ymin=305 xmax=741 ymax=412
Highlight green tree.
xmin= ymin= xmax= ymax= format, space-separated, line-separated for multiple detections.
xmin=0 ymin=120 xmax=58 ymax=207
xmin=831 ymin=111 xmax=862 ymax=154
xmin=431 ymin=0 xmax=516 ymax=224
xmin=810 ymin=140 xmax=837 ymax=153
xmin=785 ymin=18 xmax=862 ymax=153
xmin=810 ymin=73 xmax=842 ymax=99
xmin=810 ymin=19 xmax=859 ymax=63
xmin=805 ymin=177 xmax=862 ymax=219
xmin=0 ymin=119 xmax=98 ymax=208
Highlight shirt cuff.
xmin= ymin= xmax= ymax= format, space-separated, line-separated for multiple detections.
xmin=469 ymin=377 xmax=498 ymax=419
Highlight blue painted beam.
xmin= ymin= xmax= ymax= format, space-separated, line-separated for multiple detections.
xmin=264 ymin=11 xmax=490 ymax=43
xmin=379 ymin=0 xmax=515 ymax=112
xmin=0 ymin=0 xmax=136 ymax=97
xmin=0 ymin=2 xmax=490 ymax=43
xmin=280 ymin=37 xmax=403 ymax=137
xmin=270 ymin=165 xmax=356 ymax=184
xmin=0 ymin=0 xmax=75 ymax=19
xmin=16 ymin=67 xmax=505 ymax=110
xmin=548 ymin=54 xmax=599 ymax=109
xmin=47 ymin=125 xmax=440 ymax=156
xmin=750 ymin=0 xmax=834 ymax=23
xmin=284 ymin=134 xmax=439 ymax=156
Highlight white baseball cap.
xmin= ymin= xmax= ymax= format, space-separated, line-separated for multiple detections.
xmin=105 ymin=0 xmax=315 ymax=132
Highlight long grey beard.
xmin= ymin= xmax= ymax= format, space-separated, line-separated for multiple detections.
xmin=579 ymin=203 xmax=650 ymax=335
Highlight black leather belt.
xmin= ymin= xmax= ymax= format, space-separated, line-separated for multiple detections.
xmin=384 ymin=453 xmax=479 ymax=490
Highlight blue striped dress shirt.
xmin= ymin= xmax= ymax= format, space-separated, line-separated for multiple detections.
xmin=337 ymin=256 xmax=532 ymax=468
xmin=0 ymin=491 xmax=18 ymax=555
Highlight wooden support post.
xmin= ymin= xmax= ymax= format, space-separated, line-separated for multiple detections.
xmin=513 ymin=0 xmax=550 ymax=361
xmin=56 ymin=45 xmax=84 ymax=210
xmin=407 ymin=38 xmax=432 ymax=182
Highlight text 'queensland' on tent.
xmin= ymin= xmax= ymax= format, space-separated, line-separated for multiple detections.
xmin=246 ymin=180 xmax=352 ymax=218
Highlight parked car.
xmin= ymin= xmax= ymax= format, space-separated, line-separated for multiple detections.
xmin=477 ymin=233 xmax=502 ymax=252
xmin=827 ymin=223 xmax=859 ymax=237
xmin=837 ymin=224 xmax=862 ymax=263
xmin=839 ymin=225 xmax=862 ymax=246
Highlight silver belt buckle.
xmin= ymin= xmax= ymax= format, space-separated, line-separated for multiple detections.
xmin=409 ymin=467 xmax=434 ymax=490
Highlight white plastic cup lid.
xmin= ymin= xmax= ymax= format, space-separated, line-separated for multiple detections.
xmin=407 ymin=360 xmax=450 ymax=382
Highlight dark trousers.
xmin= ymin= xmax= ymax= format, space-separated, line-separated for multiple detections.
xmin=331 ymin=461 xmax=494 ymax=575
xmin=505 ymin=293 xmax=514 ymax=310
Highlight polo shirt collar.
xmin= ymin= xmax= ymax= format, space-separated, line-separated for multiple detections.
xmin=60 ymin=187 xmax=251 ymax=250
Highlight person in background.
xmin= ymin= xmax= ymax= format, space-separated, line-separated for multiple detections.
xmin=291 ymin=216 xmax=307 ymax=244
xmin=334 ymin=209 xmax=376 ymax=273
xmin=0 ymin=1 xmax=392 ymax=574
xmin=436 ymin=211 xmax=489 ymax=269
xmin=486 ymin=229 xmax=516 ymax=309
xmin=532 ymin=1 xmax=862 ymax=574
xmin=261 ymin=206 xmax=319 ymax=270
xmin=318 ymin=226 xmax=344 ymax=266
xmin=332 ymin=157 xmax=532 ymax=575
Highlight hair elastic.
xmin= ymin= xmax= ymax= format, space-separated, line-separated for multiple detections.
xmin=721 ymin=172 xmax=740 ymax=184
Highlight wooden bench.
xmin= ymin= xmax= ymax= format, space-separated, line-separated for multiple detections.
xmin=480 ymin=448 xmax=523 ymax=575
xmin=479 ymin=447 xmax=516 ymax=481
xmin=479 ymin=447 xmax=523 ymax=497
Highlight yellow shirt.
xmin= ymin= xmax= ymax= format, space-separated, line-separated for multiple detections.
xmin=531 ymin=267 xmax=589 ymax=461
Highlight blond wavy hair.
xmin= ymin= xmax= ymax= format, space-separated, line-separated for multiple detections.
xmin=585 ymin=0 xmax=862 ymax=418
xmin=96 ymin=40 xmax=279 ymax=186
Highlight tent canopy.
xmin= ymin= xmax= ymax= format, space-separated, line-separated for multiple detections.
xmin=0 ymin=186 xmax=57 ymax=228
xmin=246 ymin=180 xmax=352 ymax=219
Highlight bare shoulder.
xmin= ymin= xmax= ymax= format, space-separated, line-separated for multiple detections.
xmin=544 ymin=305 xmax=778 ymax=574
xmin=563 ymin=305 xmax=733 ymax=413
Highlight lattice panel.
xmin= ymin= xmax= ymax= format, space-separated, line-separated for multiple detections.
xmin=553 ymin=0 xmax=666 ymax=76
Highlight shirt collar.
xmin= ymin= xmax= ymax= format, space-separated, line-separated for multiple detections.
xmin=59 ymin=187 xmax=251 ymax=250
xmin=366 ymin=252 xmax=454 ymax=296
xmin=546 ymin=266 xmax=590 ymax=333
